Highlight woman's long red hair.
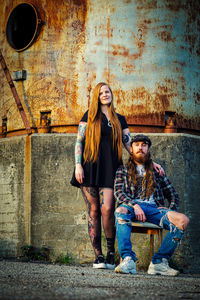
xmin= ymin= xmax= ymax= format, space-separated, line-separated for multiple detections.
xmin=83 ymin=82 xmax=122 ymax=163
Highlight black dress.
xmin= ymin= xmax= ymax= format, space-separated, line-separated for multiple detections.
xmin=70 ymin=111 xmax=128 ymax=189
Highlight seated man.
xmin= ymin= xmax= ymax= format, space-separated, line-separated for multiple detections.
xmin=114 ymin=134 xmax=189 ymax=276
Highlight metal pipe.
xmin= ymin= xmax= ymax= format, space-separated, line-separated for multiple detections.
xmin=0 ymin=49 xmax=32 ymax=135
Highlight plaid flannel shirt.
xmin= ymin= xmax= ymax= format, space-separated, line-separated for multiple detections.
xmin=114 ymin=165 xmax=179 ymax=211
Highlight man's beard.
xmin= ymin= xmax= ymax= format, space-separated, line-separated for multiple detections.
xmin=132 ymin=150 xmax=150 ymax=164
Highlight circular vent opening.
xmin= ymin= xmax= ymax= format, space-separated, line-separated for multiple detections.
xmin=6 ymin=3 xmax=41 ymax=52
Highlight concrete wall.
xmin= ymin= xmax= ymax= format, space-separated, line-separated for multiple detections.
xmin=0 ymin=133 xmax=200 ymax=273
xmin=0 ymin=136 xmax=27 ymax=256
xmin=30 ymin=134 xmax=92 ymax=260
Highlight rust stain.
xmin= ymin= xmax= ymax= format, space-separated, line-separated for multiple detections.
xmin=157 ymin=31 xmax=174 ymax=42
xmin=176 ymin=114 xmax=200 ymax=131
xmin=115 ymin=82 xmax=179 ymax=126
xmin=95 ymin=41 xmax=103 ymax=46
xmin=106 ymin=17 xmax=113 ymax=39
xmin=165 ymin=0 xmax=185 ymax=11
xmin=154 ymin=79 xmax=178 ymax=110
xmin=110 ymin=6 xmax=115 ymax=13
xmin=122 ymin=63 xmax=136 ymax=74
xmin=45 ymin=0 xmax=70 ymax=30
xmin=72 ymin=0 xmax=86 ymax=5
xmin=134 ymin=87 xmax=152 ymax=102
xmin=55 ymin=107 xmax=68 ymax=122
xmin=27 ymin=79 xmax=61 ymax=99
xmin=115 ymin=89 xmax=125 ymax=107
xmin=194 ymin=92 xmax=200 ymax=105
xmin=111 ymin=45 xmax=129 ymax=57
xmin=144 ymin=19 xmax=152 ymax=24
xmin=63 ymin=77 xmax=82 ymax=122
xmin=196 ymin=44 xmax=200 ymax=57
xmin=107 ymin=16 xmax=110 ymax=39
xmin=4 ymin=2 xmax=13 ymax=28
xmin=110 ymin=22 xmax=147 ymax=61
xmin=115 ymin=87 xmax=153 ymax=110
xmin=187 ymin=34 xmax=197 ymax=54
xmin=64 ymin=80 xmax=68 ymax=94
xmin=44 ymin=0 xmax=87 ymax=36
xmin=111 ymin=42 xmax=145 ymax=60
xmin=126 ymin=111 xmax=164 ymax=126
xmin=156 ymin=94 xmax=170 ymax=110
xmin=185 ymin=1 xmax=200 ymax=55
xmin=136 ymin=0 xmax=157 ymax=10
xmin=173 ymin=60 xmax=186 ymax=67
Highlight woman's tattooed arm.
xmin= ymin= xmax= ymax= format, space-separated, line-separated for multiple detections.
xmin=75 ymin=122 xmax=87 ymax=164
xmin=122 ymin=128 xmax=132 ymax=153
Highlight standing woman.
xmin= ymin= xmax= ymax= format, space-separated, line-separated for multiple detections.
xmin=71 ymin=82 xmax=131 ymax=269
xmin=70 ymin=82 xmax=162 ymax=269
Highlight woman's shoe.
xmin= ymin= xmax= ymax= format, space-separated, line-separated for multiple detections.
xmin=93 ymin=255 xmax=106 ymax=269
xmin=106 ymin=252 xmax=115 ymax=270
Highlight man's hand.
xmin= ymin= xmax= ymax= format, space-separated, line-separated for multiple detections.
xmin=133 ymin=204 xmax=146 ymax=222
xmin=75 ymin=164 xmax=84 ymax=184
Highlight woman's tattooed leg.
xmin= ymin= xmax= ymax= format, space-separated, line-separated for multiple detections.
xmin=85 ymin=187 xmax=98 ymax=199
xmin=81 ymin=186 xmax=102 ymax=258
xmin=99 ymin=190 xmax=104 ymax=208
xmin=99 ymin=188 xmax=116 ymax=254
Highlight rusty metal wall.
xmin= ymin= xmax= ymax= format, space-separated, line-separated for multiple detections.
xmin=0 ymin=0 xmax=199 ymax=136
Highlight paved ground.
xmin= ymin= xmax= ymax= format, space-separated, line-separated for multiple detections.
xmin=0 ymin=260 xmax=200 ymax=300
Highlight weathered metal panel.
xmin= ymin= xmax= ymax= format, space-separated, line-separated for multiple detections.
xmin=0 ymin=0 xmax=199 ymax=135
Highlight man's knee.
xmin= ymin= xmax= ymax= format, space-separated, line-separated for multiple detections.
xmin=115 ymin=207 xmax=129 ymax=214
xmin=167 ymin=211 xmax=189 ymax=231
xmin=115 ymin=207 xmax=132 ymax=225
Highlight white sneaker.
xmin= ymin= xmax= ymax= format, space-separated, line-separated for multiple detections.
xmin=147 ymin=258 xmax=179 ymax=276
xmin=115 ymin=256 xmax=136 ymax=274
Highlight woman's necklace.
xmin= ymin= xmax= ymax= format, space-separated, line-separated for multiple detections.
xmin=101 ymin=110 xmax=112 ymax=127
xmin=108 ymin=120 xmax=112 ymax=127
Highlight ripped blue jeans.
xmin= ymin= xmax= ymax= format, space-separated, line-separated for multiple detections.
xmin=115 ymin=203 xmax=184 ymax=264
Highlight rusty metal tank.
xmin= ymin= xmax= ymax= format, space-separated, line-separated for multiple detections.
xmin=0 ymin=0 xmax=200 ymax=137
